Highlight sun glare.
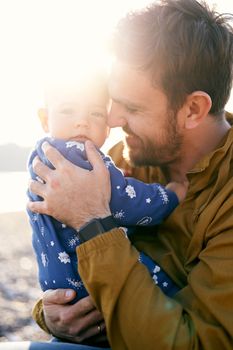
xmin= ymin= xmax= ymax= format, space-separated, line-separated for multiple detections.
xmin=0 ymin=0 xmax=232 ymax=147
xmin=0 ymin=0 xmax=152 ymax=147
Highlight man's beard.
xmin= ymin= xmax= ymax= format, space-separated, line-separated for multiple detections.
xmin=123 ymin=111 xmax=183 ymax=167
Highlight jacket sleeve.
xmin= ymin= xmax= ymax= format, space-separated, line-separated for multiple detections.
xmin=77 ymin=213 xmax=233 ymax=350
xmin=32 ymin=299 xmax=51 ymax=334
xmin=77 ymin=229 xmax=190 ymax=350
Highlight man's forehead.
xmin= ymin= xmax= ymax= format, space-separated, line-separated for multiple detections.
xmin=109 ymin=61 xmax=134 ymax=81
xmin=110 ymin=61 xmax=154 ymax=86
xmin=109 ymin=61 xmax=158 ymax=101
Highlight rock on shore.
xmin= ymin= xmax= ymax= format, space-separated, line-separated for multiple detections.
xmin=0 ymin=211 xmax=49 ymax=342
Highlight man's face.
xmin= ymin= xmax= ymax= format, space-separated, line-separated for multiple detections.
xmin=108 ymin=61 xmax=183 ymax=167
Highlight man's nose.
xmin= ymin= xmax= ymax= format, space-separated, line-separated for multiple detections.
xmin=108 ymin=102 xmax=126 ymax=128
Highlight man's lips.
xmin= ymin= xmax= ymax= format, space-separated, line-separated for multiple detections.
xmin=123 ymin=126 xmax=139 ymax=147
xmin=125 ymin=134 xmax=139 ymax=147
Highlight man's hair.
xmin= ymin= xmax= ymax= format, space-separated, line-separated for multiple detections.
xmin=113 ymin=0 xmax=233 ymax=115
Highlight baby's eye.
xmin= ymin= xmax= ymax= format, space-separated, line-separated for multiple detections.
xmin=60 ymin=108 xmax=75 ymax=115
xmin=90 ymin=111 xmax=106 ymax=118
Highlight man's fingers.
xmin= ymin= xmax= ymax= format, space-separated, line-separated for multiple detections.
xmin=42 ymin=142 xmax=68 ymax=169
xmin=76 ymin=320 xmax=106 ymax=342
xmin=85 ymin=141 xmax=106 ymax=172
xmin=32 ymin=156 xmax=51 ymax=182
xmin=42 ymin=291 xmax=105 ymax=344
xmin=43 ymin=289 xmax=77 ymax=305
xmin=71 ymin=296 xmax=96 ymax=316
xmin=28 ymin=179 xmax=45 ymax=198
xmin=71 ymin=309 xmax=105 ymax=342
xmin=27 ymin=200 xmax=47 ymax=214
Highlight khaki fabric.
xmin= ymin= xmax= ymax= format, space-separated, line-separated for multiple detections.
xmin=32 ymin=299 xmax=51 ymax=334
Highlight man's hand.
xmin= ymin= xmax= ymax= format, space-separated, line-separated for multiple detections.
xmin=27 ymin=140 xmax=111 ymax=229
xmin=42 ymin=289 xmax=107 ymax=344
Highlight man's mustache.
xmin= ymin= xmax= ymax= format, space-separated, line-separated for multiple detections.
xmin=122 ymin=125 xmax=136 ymax=137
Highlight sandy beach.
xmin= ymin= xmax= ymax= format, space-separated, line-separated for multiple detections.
xmin=0 ymin=211 xmax=50 ymax=342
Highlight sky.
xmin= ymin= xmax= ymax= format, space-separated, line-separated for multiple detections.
xmin=0 ymin=0 xmax=233 ymax=147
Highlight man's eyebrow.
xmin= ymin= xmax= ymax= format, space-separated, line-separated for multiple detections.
xmin=111 ymin=97 xmax=145 ymax=110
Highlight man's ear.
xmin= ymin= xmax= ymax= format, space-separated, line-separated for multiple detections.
xmin=184 ymin=91 xmax=212 ymax=130
xmin=38 ymin=108 xmax=49 ymax=132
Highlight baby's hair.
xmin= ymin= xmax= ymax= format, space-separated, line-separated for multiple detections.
xmin=43 ymin=65 xmax=109 ymax=106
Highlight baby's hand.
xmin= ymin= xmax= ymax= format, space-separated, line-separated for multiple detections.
xmin=166 ymin=181 xmax=189 ymax=202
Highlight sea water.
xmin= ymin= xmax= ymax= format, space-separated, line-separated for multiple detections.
xmin=0 ymin=172 xmax=28 ymax=213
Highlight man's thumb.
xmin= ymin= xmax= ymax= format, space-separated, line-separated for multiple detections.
xmin=85 ymin=140 xmax=104 ymax=170
xmin=43 ymin=289 xmax=76 ymax=305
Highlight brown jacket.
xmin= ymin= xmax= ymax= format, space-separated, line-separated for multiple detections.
xmin=78 ymin=126 xmax=233 ymax=349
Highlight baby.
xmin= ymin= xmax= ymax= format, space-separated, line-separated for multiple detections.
xmin=27 ymin=70 xmax=186 ymax=302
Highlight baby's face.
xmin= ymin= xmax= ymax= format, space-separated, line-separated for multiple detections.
xmin=47 ymin=88 xmax=109 ymax=148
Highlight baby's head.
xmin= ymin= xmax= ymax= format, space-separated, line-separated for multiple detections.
xmin=39 ymin=69 xmax=109 ymax=148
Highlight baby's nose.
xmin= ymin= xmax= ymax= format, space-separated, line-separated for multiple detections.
xmin=74 ymin=114 xmax=89 ymax=127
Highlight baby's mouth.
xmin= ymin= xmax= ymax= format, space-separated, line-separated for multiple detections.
xmin=70 ymin=135 xmax=90 ymax=143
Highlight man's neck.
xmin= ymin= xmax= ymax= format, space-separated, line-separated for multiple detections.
xmin=165 ymin=117 xmax=231 ymax=182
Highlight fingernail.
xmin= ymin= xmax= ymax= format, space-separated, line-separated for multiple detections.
xmin=86 ymin=140 xmax=94 ymax=149
xmin=42 ymin=141 xmax=49 ymax=152
xmin=65 ymin=290 xmax=74 ymax=298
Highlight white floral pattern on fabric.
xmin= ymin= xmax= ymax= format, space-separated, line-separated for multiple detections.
xmin=152 ymin=265 xmax=162 ymax=285
xmin=68 ymin=235 xmax=80 ymax=248
xmin=113 ymin=210 xmax=125 ymax=220
xmin=125 ymin=185 xmax=136 ymax=199
xmin=58 ymin=252 xmax=71 ymax=264
xmin=146 ymin=198 xmax=152 ymax=203
xmin=138 ymin=252 xmax=178 ymax=294
xmin=67 ymin=278 xmax=84 ymax=289
xmin=65 ymin=141 xmax=85 ymax=152
xmin=153 ymin=265 xmax=161 ymax=273
xmin=152 ymin=274 xmax=158 ymax=284
xmin=157 ymin=185 xmax=169 ymax=204
xmin=40 ymin=226 xmax=45 ymax=236
xmin=50 ymin=241 xmax=55 ymax=246
xmin=32 ymin=213 xmax=38 ymax=222
xmin=41 ymin=252 xmax=49 ymax=267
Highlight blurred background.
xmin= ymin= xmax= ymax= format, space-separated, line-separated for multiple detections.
xmin=0 ymin=0 xmax=232 ymax=342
